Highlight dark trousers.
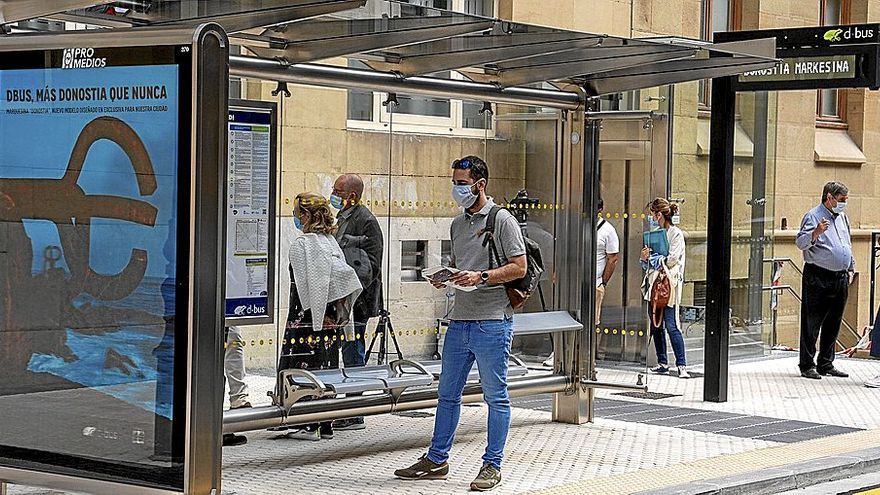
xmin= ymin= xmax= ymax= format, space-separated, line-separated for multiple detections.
xmin=800 ymin=263 xmax=849 ymax=372
xmin=649 ymin=305 xmax=687 ymax=367
xmin=342 ymin=321 xmax=367 ymax=368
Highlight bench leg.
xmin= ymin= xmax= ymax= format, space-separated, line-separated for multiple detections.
xmin=552 ymin=331 xmax=593 ymax=424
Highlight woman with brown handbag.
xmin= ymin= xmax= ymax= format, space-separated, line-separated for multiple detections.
xmin=640 ymin=198 xmax=689 ymax=379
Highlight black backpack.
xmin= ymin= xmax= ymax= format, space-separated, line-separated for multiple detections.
xmin=481 ymin=206 xmax=545 ymax=310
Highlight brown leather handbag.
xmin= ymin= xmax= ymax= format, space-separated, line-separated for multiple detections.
xmin=650 ymin=264 xmax=672 ymax=328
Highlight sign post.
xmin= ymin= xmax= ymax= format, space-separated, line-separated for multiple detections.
xmin=703 ymin=24 xmax=880 ymax=403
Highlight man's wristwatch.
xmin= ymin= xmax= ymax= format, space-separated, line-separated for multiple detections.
xmin=480 ymin=271 xmax=490 ymax=284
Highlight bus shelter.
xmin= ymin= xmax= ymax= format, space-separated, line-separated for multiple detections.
xmin=0 ymin=1 xmax=779 ymax=494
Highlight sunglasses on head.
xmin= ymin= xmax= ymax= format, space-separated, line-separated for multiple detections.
xmin=452 ymin=158 xmax=474 ymax=170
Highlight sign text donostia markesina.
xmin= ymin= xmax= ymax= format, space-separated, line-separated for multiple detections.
xmin=740 ymin=55 xmax=857 ymax=83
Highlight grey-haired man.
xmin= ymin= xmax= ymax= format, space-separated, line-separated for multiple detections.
xmin=795 ymin=181 xmax=854 ymax=380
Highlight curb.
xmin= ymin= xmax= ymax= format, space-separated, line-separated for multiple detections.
xmin=634 ymin=447 xmax=880 ymax=495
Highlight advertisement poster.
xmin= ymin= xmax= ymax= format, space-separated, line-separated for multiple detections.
xmin=225 ymin=103 xmax=275 ymax=324
xmin=0 ymin=55 xmax=183 ymax=477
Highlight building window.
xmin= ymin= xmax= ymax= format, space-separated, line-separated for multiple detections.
xmin=401 ymin=240 xmax=428 ymax=282
xmin=817 ymin=0 xmax=850 ymax=124
xmin=441 ymin=240 xmax=453 ymax=267
xmin=346 ymin=0 xmax=495 ymax=135
xmin=699 ymin=0 xmax=741 ymax=108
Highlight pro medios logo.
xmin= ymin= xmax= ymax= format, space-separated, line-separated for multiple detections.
xmin=62 ymin=47 xmax=107 ymax=69
xmin=824 ymin=26 xmax=875 ymax=43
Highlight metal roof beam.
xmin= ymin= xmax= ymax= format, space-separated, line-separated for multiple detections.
xmin=45 ymin=0 xmax=367 ymax=33
xmin=496 ymin=45 xmax=697 ymax=86
xmin=380 ymin=27 xmax=604 ymax=76
xmin=0 ymin=0 xmax=106 ymax=25
xmin=160 ymin=0 xmax=367 ymax=33
xmin=583 ymin=57 xmax=777 ymax=96
xmin=243 ymin=16 xmax=493 ymax=63
xmin=229 ymin=54 xmax=584 ymax=110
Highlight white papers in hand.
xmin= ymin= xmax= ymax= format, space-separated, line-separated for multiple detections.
xmin=423 ymin=266 xmax=477 ymax=292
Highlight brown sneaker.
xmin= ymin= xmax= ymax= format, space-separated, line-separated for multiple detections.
xmin=470 ymin=463 xmax=501 ymax=491
xmin=394 ymin=455 xmax=449 ymax=480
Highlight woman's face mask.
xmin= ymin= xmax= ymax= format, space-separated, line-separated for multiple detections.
xmin=452 ymin=180 xmax=483 ymax=209
xmin=293 ymin=215 xmax=303 ymax=231
xmin=648 ymin=215 xmax=660 ymax=229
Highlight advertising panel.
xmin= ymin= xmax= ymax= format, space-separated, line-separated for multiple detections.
xmin=0 ymin=44 xmax=192 ymax=491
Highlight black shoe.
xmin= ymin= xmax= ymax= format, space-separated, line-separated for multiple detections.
xmin=801 ymin=368 xmax=822 ymax=380
xmin=222 ymin=433 xmax=248 ymax=447
xmin=470 ymin=463 xmax=501 ymax=491
xmin=394 ymin=455 xmax=449 ymax=480
xmin=332 ymin=417 xmax=366 ymax=431
xmin=319 ymin=423 xmax=334 ymax=439
xmin=819 ymin=367 xmax=849 ymax=378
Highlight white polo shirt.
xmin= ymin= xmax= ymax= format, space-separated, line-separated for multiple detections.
xmin=596 ymin=219 xmax=620 ymax=287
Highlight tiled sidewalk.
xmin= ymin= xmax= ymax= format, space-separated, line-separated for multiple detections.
xmin=7 ymin=353 xmax=879 ymax=495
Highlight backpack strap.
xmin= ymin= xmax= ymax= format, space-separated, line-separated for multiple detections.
xmin=481 ymin=206 xmax=505 ymax=269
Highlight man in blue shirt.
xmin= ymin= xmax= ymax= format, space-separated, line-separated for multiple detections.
xmin=795 ymin=181 xmax=854 ymax=380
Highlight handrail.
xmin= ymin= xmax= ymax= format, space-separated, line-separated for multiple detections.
xmin=764 ymin=257 xmax=804 ymax=277
xmin=763 ymin=283 xmax=860 ymax=350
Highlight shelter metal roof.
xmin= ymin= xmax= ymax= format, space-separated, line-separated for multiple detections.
xmin=1 ymin=0 xmax=778 ymax=97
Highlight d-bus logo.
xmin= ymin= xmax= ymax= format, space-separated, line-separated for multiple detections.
xmin=824 ymin=26 xmax=876 ymax=43
xmin=62 ymin=47 xmax=107 ymax=69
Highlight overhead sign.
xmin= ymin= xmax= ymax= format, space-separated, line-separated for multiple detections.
xmin=739 ymin=55 xmax=857 ymax=83
xmin=716 ymin=24 xmax=880 ymax=91
xmin=225 ymin=100 xmax=277 ymax=326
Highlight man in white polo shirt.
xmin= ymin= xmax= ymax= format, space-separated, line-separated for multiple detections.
xmin=595 ymin=198 xmax=621 ymax=322
xmin=544 ymin=198 xmax=619 ymax=366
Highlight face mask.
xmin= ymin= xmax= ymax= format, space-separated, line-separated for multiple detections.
xmin=452 ymin=183 xmax=479 ymax=209
xmin=329 ymin=194 xmax=344 ymax=210
xmin=648 ymin=217 xmax=660 ymax=229
xmin=832 ymin=201 xmax=847 ymax=214
xmin=293 ymin=216 xmax=303 ymax=231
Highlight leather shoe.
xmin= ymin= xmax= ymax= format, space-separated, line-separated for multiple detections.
xmin=819 ymin=367 xmax=849 ymax=378
xmin=801 ymin=368 xmax=822 ymax=380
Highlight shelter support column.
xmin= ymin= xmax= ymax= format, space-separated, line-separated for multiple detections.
xmin=553 ymin=104 xmax=598 ymax=424
xmin=704 ymin=75 xmax=736 ymax=403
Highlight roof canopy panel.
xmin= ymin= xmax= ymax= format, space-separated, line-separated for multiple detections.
xmin=7 ymin=0 xmax=778 ymax=97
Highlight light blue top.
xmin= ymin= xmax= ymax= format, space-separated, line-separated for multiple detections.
xmin=795 ymin=204 xmax=854 ymax=272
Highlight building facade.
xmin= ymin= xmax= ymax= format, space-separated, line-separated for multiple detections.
xmin=234 ymin=0 xmax=880 ymax=370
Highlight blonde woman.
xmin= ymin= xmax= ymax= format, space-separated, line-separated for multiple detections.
xmin=279 ymin=192 xmax=362 ymax=440
xmin=640 ymin=198 xmax=689 ymax=379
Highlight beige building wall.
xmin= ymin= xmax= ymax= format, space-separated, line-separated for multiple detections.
xmin=236 ymin=0 xmax=880 ymax=368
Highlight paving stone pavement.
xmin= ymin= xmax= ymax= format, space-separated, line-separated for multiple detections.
xmin=6 ymin=353 xmax=879 ymax=495
xmin=592 ymin=353 xmax=880 ymax=429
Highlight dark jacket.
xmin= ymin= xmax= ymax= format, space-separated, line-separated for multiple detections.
xmin=334 ymin=204 xmax=383 ymax=320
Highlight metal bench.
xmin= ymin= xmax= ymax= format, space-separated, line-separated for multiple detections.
xmin=512 ymin=310 xmax=582 ymax=336
xmin=420 ymin=355 xmax=529 ymax=382
xmin=269 ymin=359 xmax=434 ymax=411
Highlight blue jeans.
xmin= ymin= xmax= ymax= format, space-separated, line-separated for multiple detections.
xmin=649 ymin=306 xmax=687 ymax=366
xmin=427 ymin=319 xmax=513 ymax=470
xmin=342 ymin=322 xmax=367 ymax=368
